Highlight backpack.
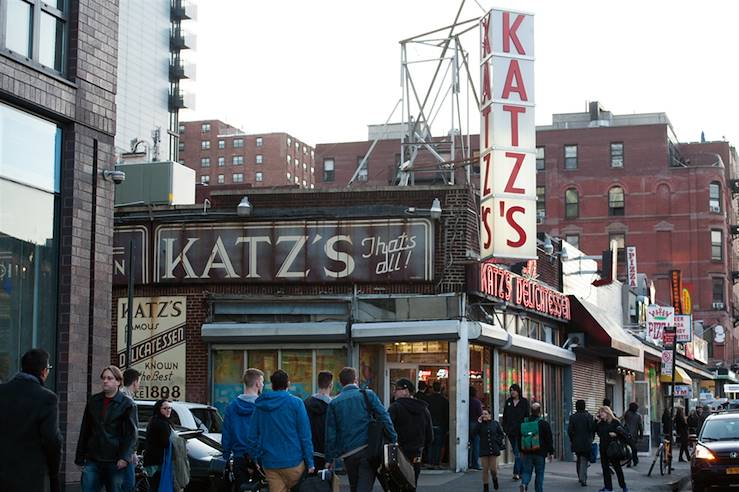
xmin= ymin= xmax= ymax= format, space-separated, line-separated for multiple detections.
xmin=520 ymin=417 xmax=542 ymax=451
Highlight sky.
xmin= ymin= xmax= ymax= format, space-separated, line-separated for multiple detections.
xmin=182 ymin=0 xmax=739 ymax=148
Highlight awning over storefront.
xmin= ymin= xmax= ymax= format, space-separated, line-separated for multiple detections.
xmin=660 ymin=367 xmax=692 ymax=385
xmin=468 ymin=321 xmax=509 ymax=346
xmin=351 ymin=320 xmax=461 ymax=342
xmin=507 ymin=333 xmax=577 ymax=365
xmin=569 ymin=297 xmax=640 ymax=357
xmin=201 ymin=321 xmax=347 ymax=342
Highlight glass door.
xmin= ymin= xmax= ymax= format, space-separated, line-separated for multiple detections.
xmin=385 ymin=363 xmax=418 ymax=406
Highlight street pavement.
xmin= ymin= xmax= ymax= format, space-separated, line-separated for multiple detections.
xmin=337 ymin=458 xmax=692 ymax=491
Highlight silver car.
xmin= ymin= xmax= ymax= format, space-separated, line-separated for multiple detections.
xmin=136 ymin=400 xmax=223 ymax=443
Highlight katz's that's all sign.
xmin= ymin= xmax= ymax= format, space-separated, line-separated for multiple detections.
xmin=479 ymin=8 xmax=536 ymax=260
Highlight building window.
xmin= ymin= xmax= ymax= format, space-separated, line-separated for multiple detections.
xmin=565 ymin=188 xmax=579 ymax=218
xmin=610 ymin=142 xmax=624 ymax=167
xmin=233 ymin=138 xmax=244 ymax=148
xmin=565 ymin=234 xmax=580 ymax=249
xmin=303 ymin=145 xmax=308 ymax=154
xmin=201 ymin=123 xmax=210 ymax=133
xmin=709 ymin=182 xmax=721 ymax=213
xmin=536 ymin=146 xmax=545 ymax=170
xmin=200 ymin=157 xmax=210 ymax=167
xmin=2 ymin=0 xmax=68 ymax=73
xmin=256 ymin=137 xmax=263 ymax=147
xmin=357 ymin=156 xmax=368 ymax=181
xmin=609 ymin=232 xmax=625 ymax=250
xmin=232 ymin=173 xmax=244 ymax=183
xmin=287 ymin=172 xmax=291 ymax=180
xmin=295 ymin=176 xmax=299 ymax=184
xmin=255 ymin=172 xmax=263 ymax=182
xmin=178 ymin=123 xmax=185 ymax=133
xmin=711 ymin=229 xmax=723 ymax=261
xmin=201 ymin=140 xmax=210 ymax=150
xmin=564 ymin=145 xmax=578 ymax=170
xmin=713 ymin=277 xmax=725 ymax=306
xmin=536 ymin=186 xmax=545 ymax=220
xmin=178 ymin=141 xmax=185 ymax=152
xmin=218 ymin=156 xmax=225 ymax=167
xmin=218 ymin=140 xmax=225 ymax=149
xmin=286 ymin=137 xmax=291 ymax=147
xmin=200 ymin=175 xmax=210 ymax=184
xmin=295 ymin=141 xmax=299 ymax=150
xmin=323 ymin=158 xmax=335 ymax=182
xmin=232 ymin=155 xmax=244 ymax=165
xmin=287 ymin=155 xmax=292 ymax=165
xmin=608 ymin=186 xmax=625 ymax=215
xmin=256 ymin=154 xmax=263 ymax=164
xmin=217 ymin=174 xmax=225 ymax=184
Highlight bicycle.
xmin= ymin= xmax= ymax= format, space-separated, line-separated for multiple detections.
xmin=647 ymin=435 xmax=672 ymax=476
xmin=133 ymin=454 xmax=149 ymax=492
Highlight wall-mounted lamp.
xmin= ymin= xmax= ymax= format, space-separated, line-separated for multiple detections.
xmin=406 ymin=197 xmax=443 ymax=220
xmin=236 ymin=196 xmax=252 ymax=217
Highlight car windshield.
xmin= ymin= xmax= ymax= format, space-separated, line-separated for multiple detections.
xmin=191 ymin=408 xmax=223 ymax=433
xmin=702 ymin=418 xmax=739 ymax=441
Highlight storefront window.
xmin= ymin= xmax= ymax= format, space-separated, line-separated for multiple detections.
xmin=386 ymin=341 xmax=449 ymax=364
xmin=248 ymin=350 xmax=278 ymax=391
xmin=0 ymin=103 xmax=61 ymax=386
xmin=282 ymin=350 xmax=313 ymax=399
xmin=316 ymin=348 xmax=346 ymax=394
xmin=212 ymin=350 xmax=244 ymax=414
xmin=359 ymin=344 xmax=382 ymax=391
xmin=523 ymin=358 xmax=545 ymax=404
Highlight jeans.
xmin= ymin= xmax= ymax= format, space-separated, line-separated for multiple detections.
xmin=509 ymin=436 xmax=523 ymax=477
xmin=521 ymin=454 xmax=545 ymax=492
xmin=121 ymin=461 xmax=135 ymax=492
xmin=469 ymin=422 xmax=481 ymax=468
xmin=575 ymin=452 xmax=589 ymax=484
xmin=81 ymin=460 xmax=126 ymax=492
xmin=429 ymin=426 xmax=445 ymax=465
xmin=343 ymin=448 xmax=377 ymax=492
xmin=601 ymin=457 xmax=626 ymax=490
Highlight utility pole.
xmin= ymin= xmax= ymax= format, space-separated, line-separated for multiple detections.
xmin=667 ymin=323 xmax=677 ymax=475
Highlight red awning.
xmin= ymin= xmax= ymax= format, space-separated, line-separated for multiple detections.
xmin=569 ymin=297 xmax=640 ymax=357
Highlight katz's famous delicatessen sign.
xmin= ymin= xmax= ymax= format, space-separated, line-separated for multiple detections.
xmin=117 ymin=296 xmax=186 ymax=401
xmin=471 ymin=261 xmax=571 ymax=321
xmin=479 ymin=8 xmax=536 ymax=260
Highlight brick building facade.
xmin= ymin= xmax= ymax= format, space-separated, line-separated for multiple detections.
xmin=0 ymin=0 xmax=119 ymax=486
xmin=178 ymin=119 xmax=316 ymax=189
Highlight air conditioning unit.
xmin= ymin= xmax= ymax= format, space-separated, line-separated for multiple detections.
xmin=536 ymin=210 xmax=545 ymax=224
xmin=713 ymin=302 xmax=725 ymax=310
xmin=710 ymin=205 xmax=721 ymax=213
xmin=731 ymin=225 xmax=739 ymax=235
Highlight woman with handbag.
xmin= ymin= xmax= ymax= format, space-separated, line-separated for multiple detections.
xmin=595 ymin=406 xmax=629 ymax=492
xmin=144 ymin=399 xmax=175 ymax=492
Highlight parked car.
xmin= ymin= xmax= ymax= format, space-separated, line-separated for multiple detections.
xmin=691 ymin=411 xmax=739 ymax=491
xmin=137 ymin=426 xmax=223 ymax=492
xmin=137 ymin=400 xmax=223 ymax=443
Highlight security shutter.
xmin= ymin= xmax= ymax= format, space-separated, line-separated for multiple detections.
xmin=572 ymin=354 xmax=606 ymax=414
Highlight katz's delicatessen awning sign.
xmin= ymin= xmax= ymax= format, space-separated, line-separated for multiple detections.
xmin=479 ymin=8 xmax=536 ymax=260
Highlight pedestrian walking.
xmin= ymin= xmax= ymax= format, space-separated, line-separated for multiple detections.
xmin=0 ymin=348 xmax=62 ymax=492
xmin=305 ymin=370 xmax=334 ymax=470
xmin=502 ymin=383 xmax=530 ymax=481
xmin=472 ymin=409 xmax=505 ymax=491
xmin=143 ymin=399 xmax=176 ymax=491
xmin=121 ymin=368 xmax=141 ymax=492
xmin=425 ymin=381 xmax=449 ymax=467
xmin=622 ymin=402 xmax=643 ymax=467
xmin=518 ymin=402 xmax=554 ymax=492
xmin=414 ymin=380 xmax=429 ymax=402
xmin=596 ymin=406 xmax=629 ymax=492
xmin=567 ymin=399 xmax=595 ymax=486
xmin=674 ymin=407 xmax=690 ymax=462
xmin=687 ymin=409 xmax=699 ymax=435
xmin=325 ymin=367 xmax=398 ymax=492
xmin=388 ymin=377 xmax=433 ymax=488
xmin=661 ymin=407 xmax=673 ymax=445
xmin=75 ymin=365 xmax=138 ymax=492
xmin=222 ymin=368 xmax=264 ymax=489
xmin=247 ymin=369 xmax=315 ymax=492
xmin=469 ymin=387 xmax=483 ymax=470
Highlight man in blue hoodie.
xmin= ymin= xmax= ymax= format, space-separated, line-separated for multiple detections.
xmin=222 ymin=367 xmax=264 ymax=489
xmin=248 ymin=369 xmax=315 ymax=492
xmin=325 ymin=367 xmax=397 ymax=492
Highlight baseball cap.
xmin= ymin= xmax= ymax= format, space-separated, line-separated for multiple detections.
xmin=394 ymin=378 xmax=415 ymax=393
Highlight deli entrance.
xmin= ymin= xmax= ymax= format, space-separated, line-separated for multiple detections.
xmin=384 ymin=362 xmax=451 ymax=404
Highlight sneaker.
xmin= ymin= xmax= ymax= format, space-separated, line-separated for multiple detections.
xmin=512 ymin=474 xmax=520 ymax=481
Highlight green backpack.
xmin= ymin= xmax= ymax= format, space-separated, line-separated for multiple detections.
xmin=520 ymin=417 xmax=542 ymax=451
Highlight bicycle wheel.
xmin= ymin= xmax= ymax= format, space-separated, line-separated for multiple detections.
xmin=647 ymin=446 xmax=660 ymax=476
xmin=659 ymin=449 xmax=665 ymax=476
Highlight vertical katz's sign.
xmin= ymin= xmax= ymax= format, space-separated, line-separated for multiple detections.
xmin=117 ymin=296 xmax=187 ymax=401
xmin=479 ymin=9 xmax=536 ymax=260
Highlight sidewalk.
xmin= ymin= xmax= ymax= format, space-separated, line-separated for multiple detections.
xmin=337 ymin=458 xmax=691 ymax=491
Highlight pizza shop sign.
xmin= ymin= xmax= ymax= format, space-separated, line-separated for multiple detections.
xmin=479 ymin=261 xmax=571 ymax=321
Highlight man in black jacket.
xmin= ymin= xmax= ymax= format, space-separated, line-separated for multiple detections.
xmin=425 ymin=381 xmax=449 ymax=467
xmin=0 ymin=348 xmax=62 ymax=492
xmin=389 ymin=378 xmax=434 ymax=487
xmin=567 ymin=399 xmax=595 ymax=486
xmin=502 ymin=383 xmax=530 ymax=481
xmin=304 ymin=370 xmax=334 ymax=469
xmin=76 ymin=365 xmax=138 ymax=492
xmin=622 ymin=402 xmax=643 ymax=466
